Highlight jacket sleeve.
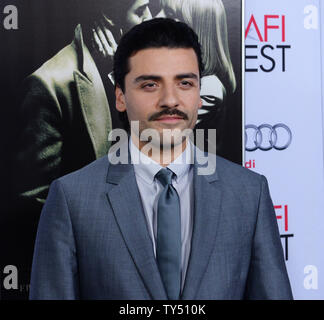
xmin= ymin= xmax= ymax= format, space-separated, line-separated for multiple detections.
xmin=244 ymin=175 xmax=293 ymax=300
xmin=29 ymin=179 xmax=79 ymax=299
xmin=12 ymin=74 xmax=63 ymax=209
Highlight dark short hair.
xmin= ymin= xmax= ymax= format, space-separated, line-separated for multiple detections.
xmin=113 ymin=18 xmax=204 ymax=92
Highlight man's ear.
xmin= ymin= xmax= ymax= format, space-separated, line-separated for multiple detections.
xmin=198 ymin=97 xmax=203 ymax=109
xmin=115 ymin=86 xmax=126 ymax=112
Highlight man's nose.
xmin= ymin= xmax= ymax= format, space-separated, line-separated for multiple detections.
xmin=159 ymin=85 xmax=179 ymax=108
xmin=143 ymin=6 xmax=152 ymax=21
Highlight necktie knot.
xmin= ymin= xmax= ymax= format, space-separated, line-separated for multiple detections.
xmin=155 ymin=168 xmax=175 ymax=187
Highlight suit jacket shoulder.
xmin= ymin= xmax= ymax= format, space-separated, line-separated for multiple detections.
xmin=60 ymin=155 xmax=109 ymax=178
xmin=216 ymin=155 xmax=264 ymax=187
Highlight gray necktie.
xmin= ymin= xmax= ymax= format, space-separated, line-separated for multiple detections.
xmin=155 ymin=168 xmax=181 ymax=300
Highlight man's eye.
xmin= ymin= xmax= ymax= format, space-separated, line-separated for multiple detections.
xmin=180 ymin=81 xmax=193 ymax=87
xmin=142 ymin=82 xmax=157 ymax=89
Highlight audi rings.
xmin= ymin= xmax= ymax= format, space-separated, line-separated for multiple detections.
xmin=245 ymin=124 xmax=292 ymax=151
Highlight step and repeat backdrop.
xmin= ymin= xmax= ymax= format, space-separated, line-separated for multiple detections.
xmin=245 ymin=0 xmax=324 ymax=299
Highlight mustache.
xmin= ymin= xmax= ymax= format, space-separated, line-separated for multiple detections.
xmin=149 ymin=109 xmax=188 ymax=121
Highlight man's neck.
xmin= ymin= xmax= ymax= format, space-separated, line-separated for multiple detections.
xmin=131 ymin=135 xmax=188 ymax=167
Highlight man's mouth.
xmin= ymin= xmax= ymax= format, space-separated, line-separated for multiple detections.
xmin=154 ymin=115 xmax=184 ymax=123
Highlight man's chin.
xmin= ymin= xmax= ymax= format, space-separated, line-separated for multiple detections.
xmin=135 ymin=123 xmax=193 ymax=147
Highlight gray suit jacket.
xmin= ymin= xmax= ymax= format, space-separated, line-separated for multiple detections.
xmin=29 ymin=148 xmax=293 ymax=300
xmin=13 ymin=24 xmax=112 ymax=207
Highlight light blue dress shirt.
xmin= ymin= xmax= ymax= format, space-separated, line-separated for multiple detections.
xmin=129 ymin=138 xmax=194 ymax=291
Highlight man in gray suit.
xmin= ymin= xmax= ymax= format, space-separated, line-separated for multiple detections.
xmin=29 ymin=18 xmax=293 ymax=300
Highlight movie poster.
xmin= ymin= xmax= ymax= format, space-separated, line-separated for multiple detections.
xmin=0 ymin=0 xmax=243 ymax=299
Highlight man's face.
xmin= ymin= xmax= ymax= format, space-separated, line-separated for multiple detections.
xmin=115 ymin=47 xmax=202 ymax=149
xmin=124 ymin=0 xmax=152 ymax=30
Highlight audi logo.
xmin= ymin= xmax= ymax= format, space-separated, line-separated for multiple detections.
xmin=245 ymin=124 xmax=292 ymax=151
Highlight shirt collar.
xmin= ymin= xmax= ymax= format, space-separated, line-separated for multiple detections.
xmin=129 ymin=137 xmax=193 ymax=185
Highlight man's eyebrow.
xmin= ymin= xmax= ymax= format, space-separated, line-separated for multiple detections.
xmin=134 ymin=75 xmax=162 ymax=83
xmin=175 ymin=73 xmax=199 ymax=80
xmin=134 ymin=73 xmax=199 ymax=83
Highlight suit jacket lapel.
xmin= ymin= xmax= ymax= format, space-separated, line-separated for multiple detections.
xmin=72 ymin=24 xmax=112 ymax=159
xmin=106 ymin=159 xmax=167 ymax=300
xmin=181 ymin=151 xmax=223 ymax=300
